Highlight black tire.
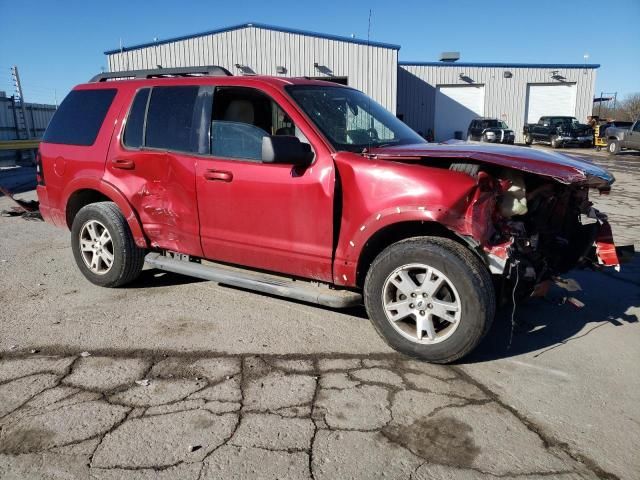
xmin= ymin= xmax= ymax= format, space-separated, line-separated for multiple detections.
xmin=551 ymin=136 xmax=561 ymax=148
xmin=524 ymin=134 xmax=533 ymax=145
xmin=608 ymin=140 xmax=620 ymax=155
xmin=449 ymin=162 xmax=480 ymax=178
xmin=71 ymin=202 xmax=146 ymax=287
xmin=364 ymin=237 xmax=495 ymax=363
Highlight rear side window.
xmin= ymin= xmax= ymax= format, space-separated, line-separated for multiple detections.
xmin=123 ymin=88 xmax=150 ymax=148
xmin=145 ymin=86 xmax=200 ymax=152
xmin=43 ymin=89 xmax=116 ymax=146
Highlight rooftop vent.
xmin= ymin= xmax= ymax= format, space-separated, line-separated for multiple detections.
xmin=439 ymin=52 xmax=460 ymax=62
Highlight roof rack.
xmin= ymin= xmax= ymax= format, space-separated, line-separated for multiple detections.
xmin=89 ymin=65 xmax=232 ymax=82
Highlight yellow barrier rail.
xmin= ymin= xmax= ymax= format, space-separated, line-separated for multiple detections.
xmin=0 ymin=139 xmax=41 ymax=151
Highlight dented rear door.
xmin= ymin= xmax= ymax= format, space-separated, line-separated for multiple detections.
xmin=104 ymin=85 xmax=206 ymax=256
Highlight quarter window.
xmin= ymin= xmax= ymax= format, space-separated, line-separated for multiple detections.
xmin=43 ymin=89 xmax=116 ymax=146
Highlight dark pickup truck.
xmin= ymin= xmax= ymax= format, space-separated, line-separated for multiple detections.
xmin=606 ymin=119 xmax=640 ymax=155
xmin=524 ymin=116 xmax=593 ymax=148
xmin=467 ymin=118 xmax=515 ymax=144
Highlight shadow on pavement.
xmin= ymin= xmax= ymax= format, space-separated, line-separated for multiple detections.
xmin=465 ymin=254 xmax=640 ymax=364
xmin=134 ymin=253 xmax=639 ymax=357
xmin=124 ymin=269 xmax=206 ymax=289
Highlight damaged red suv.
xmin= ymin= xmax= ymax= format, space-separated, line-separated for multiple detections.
xmin=37 ymin=66 xmax=619 ymax=363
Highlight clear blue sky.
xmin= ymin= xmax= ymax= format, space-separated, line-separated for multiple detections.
xmin=1 ymin=0 xmax=638 ymax=105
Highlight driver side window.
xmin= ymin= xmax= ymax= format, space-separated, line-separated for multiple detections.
xmin=210 ymin=87 xmax=308 ymax=161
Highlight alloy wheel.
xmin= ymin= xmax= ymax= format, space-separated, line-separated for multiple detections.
xmin=382 ymin=263 xmax=462 ymax=344
xmin=79 ymin=220 xmax=114 ymax=275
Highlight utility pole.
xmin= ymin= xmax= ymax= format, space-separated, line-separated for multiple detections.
xmin=10 ymin=65 xmax=31 ymax=139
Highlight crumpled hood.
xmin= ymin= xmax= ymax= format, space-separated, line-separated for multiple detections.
xmin=368 ymin=142 xmax=614 ymax=187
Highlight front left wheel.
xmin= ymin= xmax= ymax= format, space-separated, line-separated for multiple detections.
xmin=71 ymin=202 xmax=146 ymax=287
xmin=364 ymin=237 xmax=495 ymax=363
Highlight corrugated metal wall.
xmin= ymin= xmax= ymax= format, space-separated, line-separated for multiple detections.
xmin=0 ymin=96 xmax=56 ymax=165
xmin=398 ymin=64 xmax=596 ymax=142
xmin=0 ymin=96 xmax=56 ymax=141
xmin=107 ymin=26 xmax=398 ymax=112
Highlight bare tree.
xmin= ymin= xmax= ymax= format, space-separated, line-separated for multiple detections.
xmin=620 ymin=93 xmax=640 ymax=121
xmin=593 ymin=93 xmax=640 ymax=121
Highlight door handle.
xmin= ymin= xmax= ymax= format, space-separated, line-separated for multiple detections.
xmin=112 ymin=158 xmax=135 ymax=170
xmin=204 ymin=169 xmax=233 ymax=182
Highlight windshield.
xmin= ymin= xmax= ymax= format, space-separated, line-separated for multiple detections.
xmin=611 ymin=121 xmax=633 ymax=128
xmin=551 ymin=117 xmax=579 ymax=126
xmin=482 ymin=120 xmax=509 ymax=129
xmin=286 ymin=85 xmax=425 ymax=152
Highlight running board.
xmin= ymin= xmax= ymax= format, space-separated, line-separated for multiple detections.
xmin=145 ymin=253 xmax=362 ymax=309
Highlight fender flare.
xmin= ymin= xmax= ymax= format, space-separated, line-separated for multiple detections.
xmin=62 ymin=177 xmax=148 ymax=248
xmin=333 ymin=205 xmax=464 ymax=286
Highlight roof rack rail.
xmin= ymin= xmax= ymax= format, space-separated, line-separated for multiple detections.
xmin=89 ymin=65 xmax=232 ymax=82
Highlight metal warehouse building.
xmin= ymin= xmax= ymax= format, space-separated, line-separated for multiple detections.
xmin=105 ymin=22 xmax=597 ymax=143
xmin=105 ymin=22 xmax=399 ymax=112
xmin=397 ymin=62 xmax=598 ymax=143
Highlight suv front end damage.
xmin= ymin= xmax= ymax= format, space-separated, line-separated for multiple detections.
xmin=468 ymin=169 xmax=620 ymax=299
xmin=370 ymin=143 xmax=622 ymax=298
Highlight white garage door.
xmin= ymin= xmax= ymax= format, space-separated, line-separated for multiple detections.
xmin=526 ymin=84 xmax=577 ymax=124
xmin=435 ymin=85 xmax=485 ymax=142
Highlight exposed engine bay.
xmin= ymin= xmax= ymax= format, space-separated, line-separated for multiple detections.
xmin=468 ymin=164 xmax=620 ymax=298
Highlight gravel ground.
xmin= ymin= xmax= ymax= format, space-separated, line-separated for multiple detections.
xmin=0 ymin=148 xmax=638 ymax=479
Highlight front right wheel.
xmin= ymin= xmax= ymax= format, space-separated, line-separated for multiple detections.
xmin=364 ymin=237 xmax=495 ymax=363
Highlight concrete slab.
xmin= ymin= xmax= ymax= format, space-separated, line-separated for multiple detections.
xmin=202 ymin=445 xmax=309 ymax=480
xmin=230 ymin=413 xmax=315 ymax=450
xmin=315 ymin=385 xmax=391 ymax=430
xmin=91 ymin=410 xmax=237 ymax=468
xmin=63 ymin=357 xmax=150 ymax=391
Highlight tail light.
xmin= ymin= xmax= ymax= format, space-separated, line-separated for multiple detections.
xmin=36 ymin=150 xmax=45 ymax=186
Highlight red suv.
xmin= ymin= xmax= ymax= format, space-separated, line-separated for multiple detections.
xmin=37 ymin=66 xmax=619 ymax=363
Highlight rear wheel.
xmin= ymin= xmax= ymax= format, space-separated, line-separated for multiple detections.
xmin=551 ymin=135 xmax=561 ymax=148
xmin=364 ymin=237 xmax=495 ymax=363
xmin=524 ymin=134 xmax=533 ymax=145
xmin=608 ymin=140 xmax=620 ymax=155
xmin=71 ymin=202 xmax=146 ymax=287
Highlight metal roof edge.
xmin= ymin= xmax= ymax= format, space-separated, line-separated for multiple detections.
xmin=398 ymin=61 xmax=600 ymax=69
xmin=104 ymin=22 xmax=401 ymax=55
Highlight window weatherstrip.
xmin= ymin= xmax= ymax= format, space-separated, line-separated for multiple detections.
xmin=141 ymin=87 xmax=152 ymax=148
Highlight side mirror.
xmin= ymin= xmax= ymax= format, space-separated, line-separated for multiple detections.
xmin=262 ymin=136 xmax=314 ymax=166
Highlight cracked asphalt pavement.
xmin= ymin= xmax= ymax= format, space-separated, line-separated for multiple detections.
xmin=1 ymin=149 xmax=638 ymax=479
